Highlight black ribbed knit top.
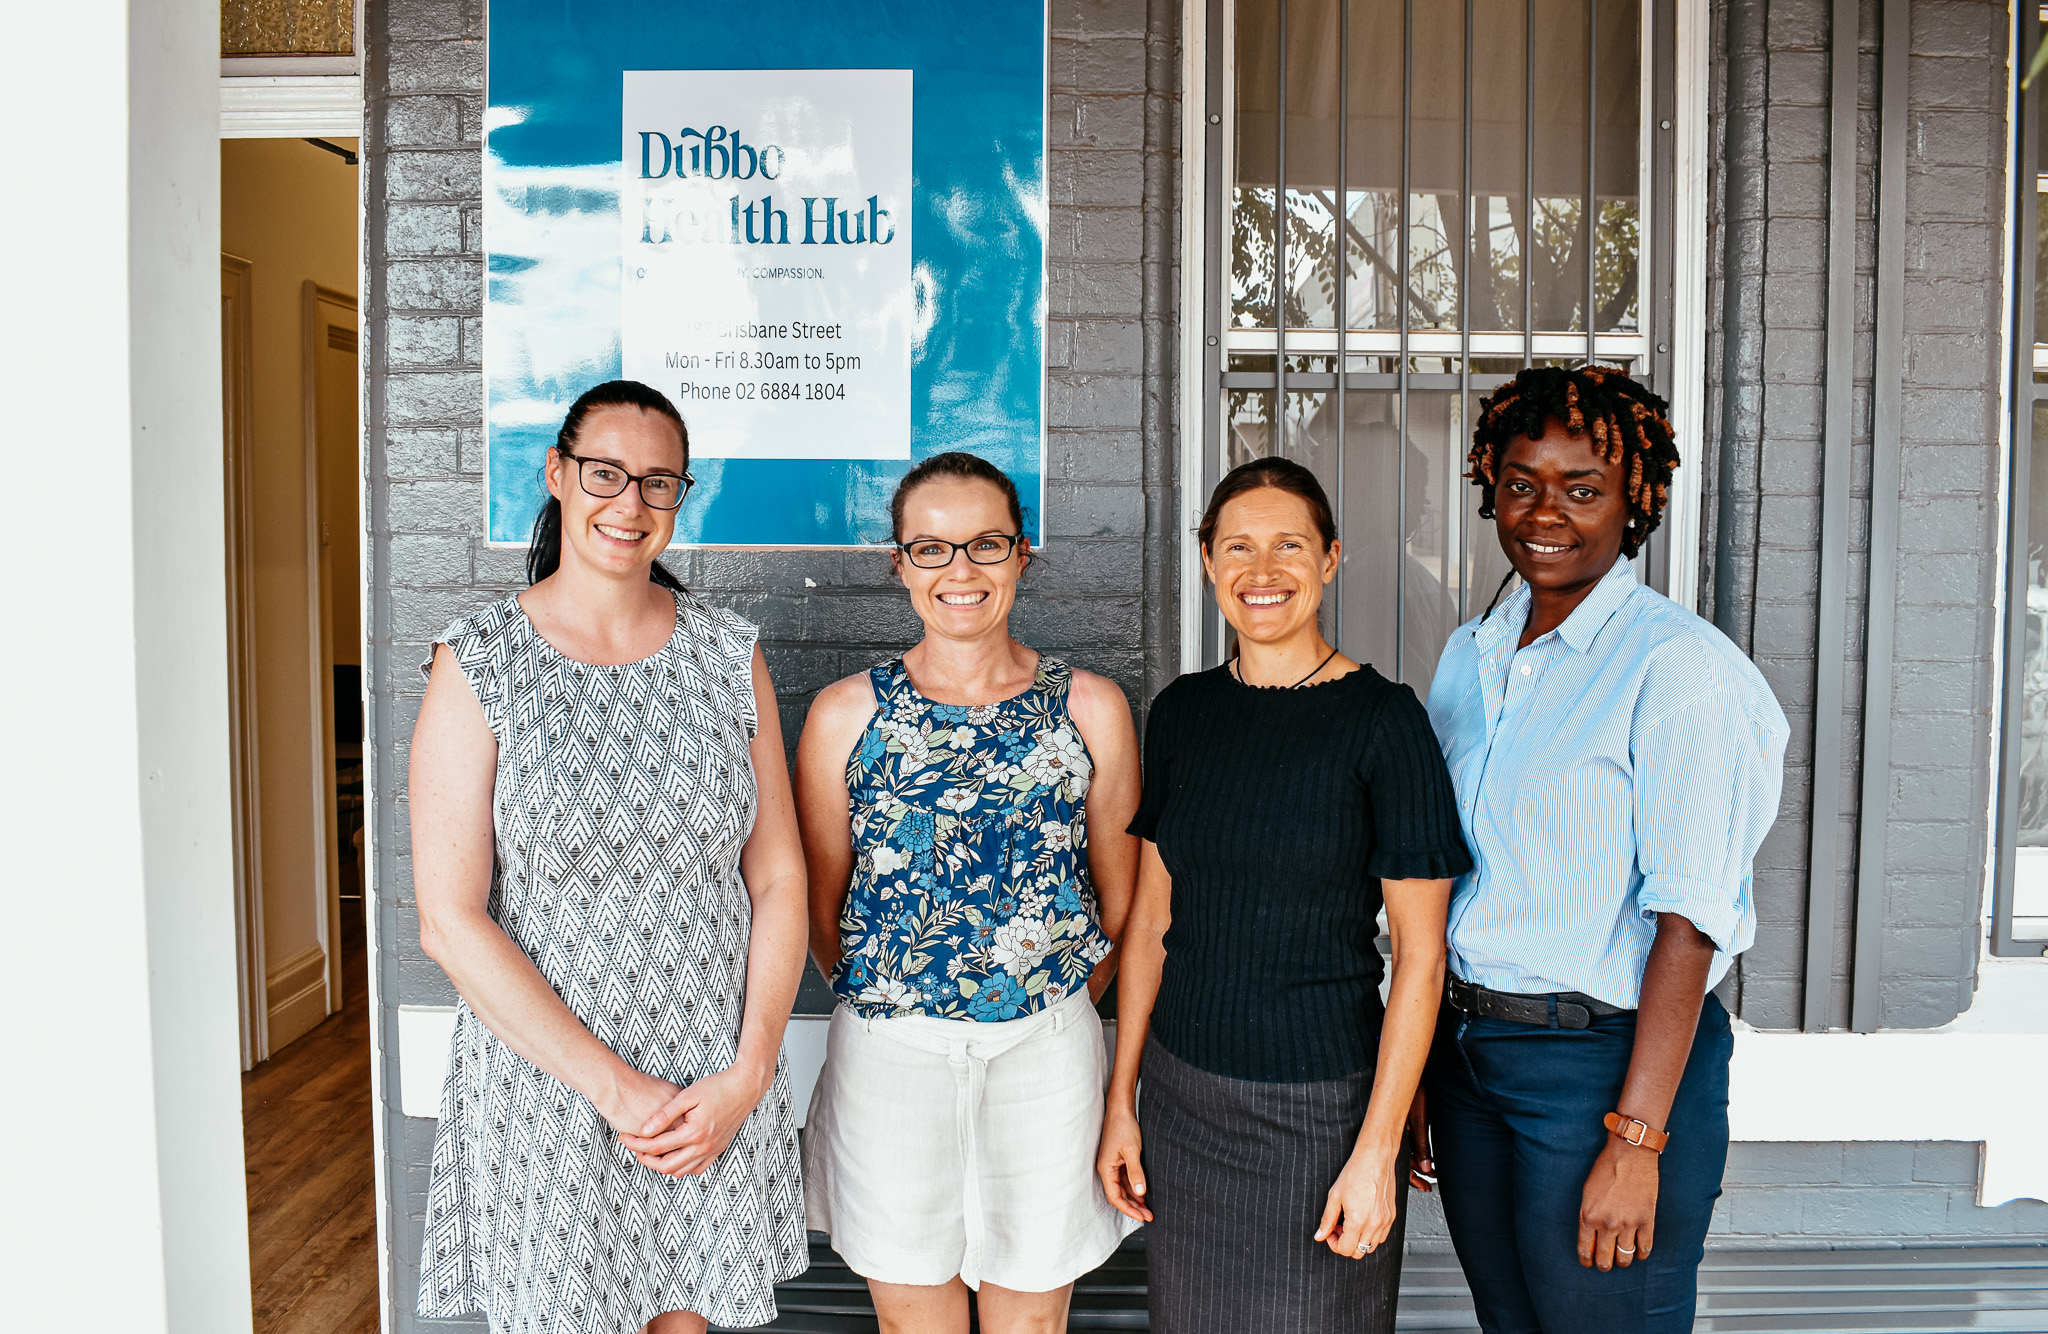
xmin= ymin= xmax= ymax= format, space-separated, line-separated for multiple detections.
xmin=1129 ymin=663 xmax=1472 ymax=1083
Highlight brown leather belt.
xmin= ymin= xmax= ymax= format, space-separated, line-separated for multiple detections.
xmin=1445 ymin=976 xmax=1632 ymax=1031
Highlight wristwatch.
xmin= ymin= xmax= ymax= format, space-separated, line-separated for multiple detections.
xmin=1604 ymin=1112 xmax=1669 ymax=1153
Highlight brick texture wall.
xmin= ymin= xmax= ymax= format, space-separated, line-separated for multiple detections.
xmin=1705 ymin=0 xmax=2004 ymax=1031
xmin=363 ymin=0 xmax=1180 ymax=1324
xmin=1713 ymin=1142 xmax=2048 ymax=1245
xmin=363 ymin=2 xmax=2040 ymax=1324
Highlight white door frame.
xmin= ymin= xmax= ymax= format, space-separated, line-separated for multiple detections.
xmin=223 ymin=251 xmax=269 ymax=1070
xmin=6 ymin=2 xmax=252 ymax=1327
xmin=220 ymin=70 xmax=383 ymax=1326
xmin=302 ymin=283 xmax=359 ymax=1017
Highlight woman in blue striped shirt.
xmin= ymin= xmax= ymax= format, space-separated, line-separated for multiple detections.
xmin=1416 ymin=365 xmax=1789 ymax=1334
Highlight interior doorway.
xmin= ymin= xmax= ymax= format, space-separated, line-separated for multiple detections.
xmin=221 ymin=133 xmax=374 ymax=1334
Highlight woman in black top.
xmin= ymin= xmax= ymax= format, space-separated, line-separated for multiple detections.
xmin=1097 ymin=458 xmax=1471 ymax=1334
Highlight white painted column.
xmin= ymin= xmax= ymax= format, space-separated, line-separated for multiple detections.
xmin=0 ymin=2 xmax=251 ymax=1330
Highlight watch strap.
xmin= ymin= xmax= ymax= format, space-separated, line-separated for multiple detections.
xmin=1603 ymin=1112 xmax=1669 ymax=1153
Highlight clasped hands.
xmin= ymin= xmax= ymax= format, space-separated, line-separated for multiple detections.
xmin=601 ymin=1062 xmax=770 ymax=1178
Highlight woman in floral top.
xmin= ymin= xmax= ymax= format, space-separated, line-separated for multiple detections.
xmin=796 ymin=451 xmax=1141 ymax=1332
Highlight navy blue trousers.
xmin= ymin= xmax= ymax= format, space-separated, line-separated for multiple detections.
xmin=1424 ymin=993 xmax=1733 ymax=1334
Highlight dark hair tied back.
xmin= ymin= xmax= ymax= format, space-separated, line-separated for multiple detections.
xmin=1197 ymin=456 xmax=1338 ymax=553
xmin=888 ymin=451 xmax=1027 ymax=543
xmin=527 ymin=379 xmax=690 ymax=592
xmin=1467 ymin=363 xmax=1679 ymax=560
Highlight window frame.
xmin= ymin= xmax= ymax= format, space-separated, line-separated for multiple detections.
xmin=1992 ymin=7 xmax=2048 ymax=959
xmin=1178 ymin=0 xmax=1702 ymax=675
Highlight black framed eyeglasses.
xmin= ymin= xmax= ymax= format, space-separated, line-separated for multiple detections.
xmin=557 ymin=449 xmax=693 ymax=510
xmin=896 ymin=534 xmax=1026 ymax=569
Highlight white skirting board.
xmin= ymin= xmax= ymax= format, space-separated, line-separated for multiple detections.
xmin=393 ymin=1006 xmax=2048 ymax=1206
xmin=396 ymin=1006 xmax=459 ymax=1120
xmin=397 ymin=1007 xmax=835 ymax=1127
xmin=1727 ymin=1026 xmax=2048 ymax=1207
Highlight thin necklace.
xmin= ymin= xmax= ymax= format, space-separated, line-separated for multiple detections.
xmin=1233 ymin=644 xmax=1340 ymax=689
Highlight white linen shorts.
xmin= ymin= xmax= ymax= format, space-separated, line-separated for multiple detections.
xmin=803 ymin=988 xmax=1139 ymax=1292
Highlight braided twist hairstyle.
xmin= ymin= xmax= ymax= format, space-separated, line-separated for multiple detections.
xmin=1467 ymin=364 xmax=1680 ymax=559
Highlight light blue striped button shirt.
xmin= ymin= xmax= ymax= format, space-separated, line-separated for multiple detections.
xmin=1423 ymin=557 xmax=1789 ymax=1008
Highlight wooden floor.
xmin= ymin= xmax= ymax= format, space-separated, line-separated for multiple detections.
xmin=242 ymin=899 xmax=377 ymax=1334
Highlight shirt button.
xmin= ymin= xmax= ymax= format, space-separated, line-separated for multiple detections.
xmin=1519 ymin=664 xmax=1532 ymax=676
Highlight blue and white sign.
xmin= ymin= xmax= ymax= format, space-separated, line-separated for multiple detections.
xmin=621 ymin=69 xmax=913 ymax=461
xmin=485 ymin=2 xmax=1047 ymax=547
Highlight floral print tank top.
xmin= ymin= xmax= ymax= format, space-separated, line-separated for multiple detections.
xmin=832 ymin=655 xmax=1112 ymax=1020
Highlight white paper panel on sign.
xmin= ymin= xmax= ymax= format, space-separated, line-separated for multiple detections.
xmin=621 ymin=69 xmax=914 ymax=461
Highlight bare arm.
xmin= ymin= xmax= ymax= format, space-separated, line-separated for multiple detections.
xmin=1577 ymin=911 xmax=1716 ymax=1270
xmin=623 ymin=646 xmax=812 ymax=1175
xmin=1315 ymin=877 xmax=1452 ymax=1256
xmin=792 ymin=672 xmax=879 ymax=980
xmin=1097 ymin=838 xmax=1171 ymax=1222
xmin=1068 ymin=670 xmax=1140 ymax=1002
xmin=412 ymin=646 xmax=674 ymax=1136
xmin=728 ymin=647 xmax=809 ymax=1092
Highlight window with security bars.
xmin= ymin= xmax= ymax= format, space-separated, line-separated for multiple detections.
xmin=1197 ymin=0 xmax=1678 ymax=698
xmin=1994 ymin=8 xmax=2048 ymax=956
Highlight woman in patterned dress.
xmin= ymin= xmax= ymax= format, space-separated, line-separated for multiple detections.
xmin=794 ymin=452 xmax=1142 ymax=1333
xmin=410 ymin=380 xmax=810 ymax=1333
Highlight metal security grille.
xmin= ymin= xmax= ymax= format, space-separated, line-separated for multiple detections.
xmin=1197 ymin=0 xmax=1679 ymax=694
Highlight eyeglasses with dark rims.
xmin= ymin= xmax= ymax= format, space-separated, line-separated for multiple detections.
xmin=896 ymin=533 xmax=1026 ymax=568
xmin=557 ymin=449 xmax=693 ymax=510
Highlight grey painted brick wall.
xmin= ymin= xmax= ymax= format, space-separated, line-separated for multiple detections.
xmin=1705 ymin=0 xmax=2003 ymax=1032
xmin=363 ymin=0 xmax=1180 ymax=1325
xmin=1714 ymin=1142 xmax=2048 ymax=1246
xmin=362 ymin=2 xmax=2036 ymax=1325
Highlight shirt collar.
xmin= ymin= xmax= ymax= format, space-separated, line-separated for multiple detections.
xmin=1555 ymin=556 xmax=1639 ymax=653
xmin=1472 ymin=555 xmax=1638 ymax=657
xmin=1473 ymin=580 xmax=1530 ymax=658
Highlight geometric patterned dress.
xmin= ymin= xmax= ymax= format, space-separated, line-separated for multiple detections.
xmin=416 ymin=588 xmax=807 ymax=1332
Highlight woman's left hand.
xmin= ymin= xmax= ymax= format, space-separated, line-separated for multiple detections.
xmin=618 ymin=1063 xmax=769 ymax=1177
xmin=1314 ymin=1142 xmax=1400 ymax=1259
xmin=1577 ymin=1136 xmax=1659 ymax=1269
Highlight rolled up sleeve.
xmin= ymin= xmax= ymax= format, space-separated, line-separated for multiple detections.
xmin=1629 ymin=683 xmax=1779 ymax=958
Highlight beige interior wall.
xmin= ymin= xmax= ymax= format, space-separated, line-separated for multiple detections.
xmin=220 ymin=137 xmax=358 ymax=1050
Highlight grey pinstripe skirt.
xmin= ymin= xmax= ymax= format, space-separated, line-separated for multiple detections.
xmin=1139 ymin=1038 xmax=1406 ymax=1334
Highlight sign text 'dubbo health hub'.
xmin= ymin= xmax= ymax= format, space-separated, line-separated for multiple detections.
xmin=622 ymin=69 xmax=913 ymax=461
